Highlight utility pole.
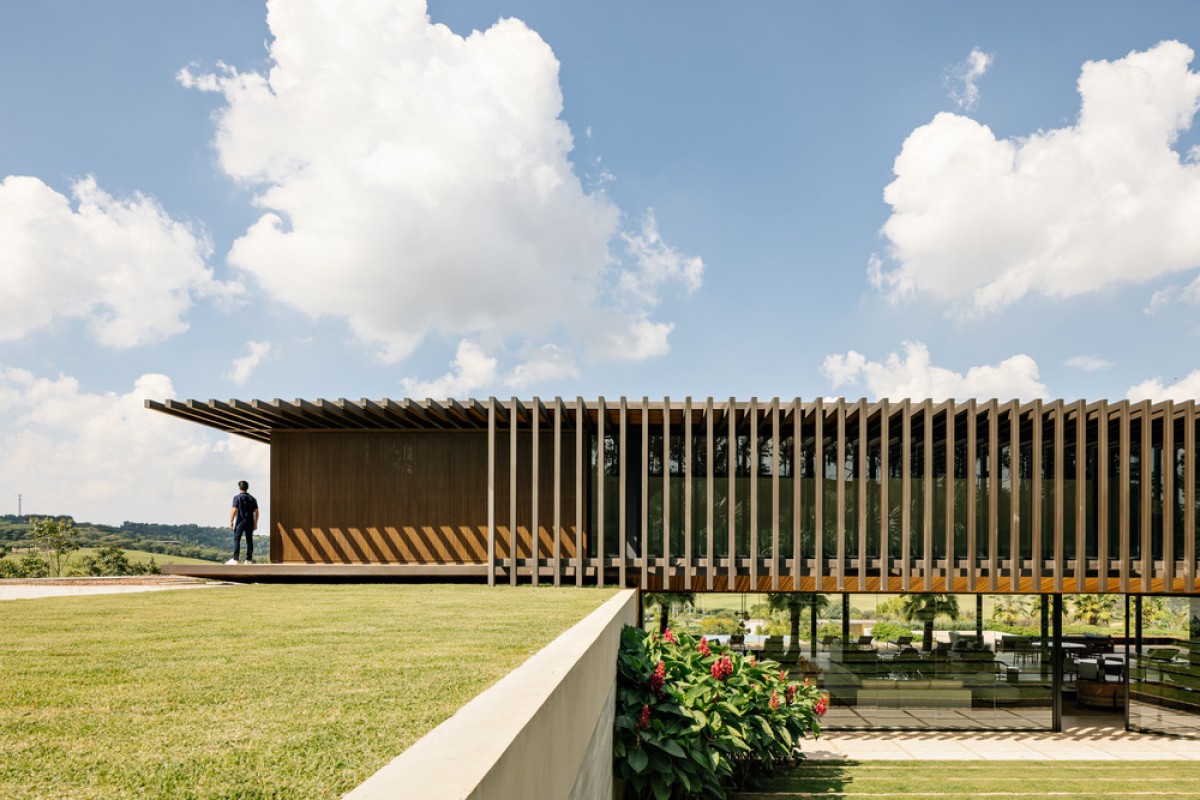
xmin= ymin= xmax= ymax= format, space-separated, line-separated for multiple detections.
xmin=17 ymin=494 xmax=21 ymax=517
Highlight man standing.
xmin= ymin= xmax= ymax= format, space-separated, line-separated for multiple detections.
xmin=228 ymin=480 xmax=259 ymax=565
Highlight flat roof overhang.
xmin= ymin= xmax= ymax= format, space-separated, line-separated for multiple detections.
xmin=145 ymin=396 xmax=1191 ymax=445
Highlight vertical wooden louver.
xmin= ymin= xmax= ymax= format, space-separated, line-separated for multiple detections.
xmin=148 ymin=394 xmax=1200 ymax=594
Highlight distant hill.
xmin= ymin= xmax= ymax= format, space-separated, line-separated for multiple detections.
xmin=0 ymin=515 xmax=258 ymax=563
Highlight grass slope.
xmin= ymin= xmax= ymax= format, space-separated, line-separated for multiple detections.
xmin=735 ymin=761 xmax=1200 ymax=799
xmin=0 ymin=584 xmax=615 ymax=799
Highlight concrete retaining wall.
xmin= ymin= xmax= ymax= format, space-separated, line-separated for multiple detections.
xmin=345 ymin=589 xmax=637 ymax=800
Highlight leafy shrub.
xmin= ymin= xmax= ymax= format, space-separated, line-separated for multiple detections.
xmin=985 ymin=622 xmax=1040 ymax=636
xmin=614 ymin=626 xmax=825 ymax=799
xmin=75 ymin=545 xmax=161 ymax=576
xmin=757 ymin=620 xmax=788 ymax=637
xmin=0 ymin=551 xmax=50 ymax=579
xmin=699 ymin=616 xmax=741 ymax=636
xmin=867 ymin=621 xmax=913 ymax=642
xmin=816 ymin=622 xmax=841 ymax=641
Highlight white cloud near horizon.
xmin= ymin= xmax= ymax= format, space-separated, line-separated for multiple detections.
xmin=1064 ymin=354 xmax=1114 ymax=372
xmin=946 ymin=47 xmax=993 ymax=110
xmin=0 ymin=367 xmax=268 ymax=526
xmin=224 ymin=340 xmax=275 ymax=385
xmin=823 ymin=341 xmax=1047 ymax=401
xmin=1127 ymin=370 xmax=1200 ymax=401
xmin=180 ymin=0 xmax=701 ymax=381
xmin=877 ymin=41 xmax=1200 ymax=318
xmin=0 ymin=175 xmax=224 ymax=347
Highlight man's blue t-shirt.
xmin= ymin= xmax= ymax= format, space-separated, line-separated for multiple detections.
xmin=232 ymin=492 xmax=258 ymax=527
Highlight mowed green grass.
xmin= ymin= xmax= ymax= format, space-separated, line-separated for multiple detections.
xmin=0 ymin=584 xmax=616 ymax=799
xmin=735 ymin=761 xmax=1200 ymax=799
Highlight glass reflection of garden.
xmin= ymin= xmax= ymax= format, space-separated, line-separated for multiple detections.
xmin=640 ymin=591 xmax=1196 ymax=732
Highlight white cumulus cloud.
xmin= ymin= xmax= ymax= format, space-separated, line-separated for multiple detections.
xmin=823 ymin=341 xmax=1047 ymax=401
xmin=1127 ymin=370 xmax=1200 ymax=402
xmin=181 ymin=0 xmax=699 ymax=371
xmin=0 ymin=367 xmax=268 ymax=525
xmin=945 ymin=47 xmax=993 ymax=110
xmin=224 ymin=340 xmax=275 ymax=385
xmin=401 ymin=340 xmax=498 ymax=399
xmin=877 ymin=41 xmax=1200 ymax=317
xmin=506 ymin=343 xmax=579 ymax=389
xmin=619 ymin=210 xmax=705 ymax=306
xmin=0 ymin=175 xmax=223 ymax=347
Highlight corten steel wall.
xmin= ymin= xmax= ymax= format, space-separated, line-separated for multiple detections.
xmin=270 ymin=429 xmax=583 ymax=566
xmin=480 ymin=397 xmax=1199 ymax=595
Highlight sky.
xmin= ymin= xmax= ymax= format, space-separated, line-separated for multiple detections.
xmin=3 ymin=0 xmax=1200 ymax=526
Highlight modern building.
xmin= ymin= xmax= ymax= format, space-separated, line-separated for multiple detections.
xmin=149 ymin=395 xmax=1200 ymax=736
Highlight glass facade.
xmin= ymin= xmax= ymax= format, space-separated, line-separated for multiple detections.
xmin=1128 ymin=596 xmax=1200 ymax=736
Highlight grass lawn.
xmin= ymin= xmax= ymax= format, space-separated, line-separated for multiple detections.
xmin=734 ymin=760 xmax=1200 ymax=799
xmin=0 ymin=584 xmax=616 ymax=799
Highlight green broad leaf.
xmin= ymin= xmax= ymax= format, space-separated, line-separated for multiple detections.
xmin=677 ymin=768 xmax=693 ymax=792
xmin=655 ymin=738 xmax=685 ymax=758
xmin=710 ymin=749 xmax=721 ymax=770
xmin=627 ymin=747 xmax=649 ymax=774
xmin=779 ymin=726 xmax=793 ymax=748
xmin=652 ymin=780 xmax=672 ymax=800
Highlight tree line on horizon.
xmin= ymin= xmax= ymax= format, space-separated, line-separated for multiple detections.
xmin=0 ymin=514 xmax=257 ymax=565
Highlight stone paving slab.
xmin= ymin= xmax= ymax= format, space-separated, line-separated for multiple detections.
xmin=0 ymin=577 xmax=223 ymax=601
xmin=809 ymin=724 xmax=1200 ymax=760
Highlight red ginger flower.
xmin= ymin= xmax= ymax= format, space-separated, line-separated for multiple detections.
xmin=815 ymin=695 xmax=828 ymax=717
xmin=698 ymin=637 xmax=711 ymax=657
xmin=649 ymin=660 xmax=666 ymax=697
xmin=785 ymin=684 xmax=798 ymax=706
xmin=638 ymin=704 xmax=651 ymax=730
xmin=770 ymin=690 xmax=781 ymax=710
xmin=663 ymin=628 xmax=676 ymax=644
xmin=779 ymin=669 xmax=787 ymax=682
xmin=711 ymin=654 xmax=733 ymax=681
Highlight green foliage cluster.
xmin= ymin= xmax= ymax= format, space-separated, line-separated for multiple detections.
xmin=874 ymin=597 xmax=905 ymax=620
xmin=76 ymin=545 xmax=160 ymax=576
xmin=0 ymin=551 xmax=51 ymax=579
xmin=816 ymin=622 xmax=841 ymax=640
xmin=865 ymin=620 xmax=913 ymax=642
xmin=0 ymin=514 xmax=242 ymax=563
xmin=1 ymin=517 xmax=161 ymax=578
xmin=700 ymin=616 xmax=743 ymax=636
xmin=614 ymin=626 xmax=825 ymax=799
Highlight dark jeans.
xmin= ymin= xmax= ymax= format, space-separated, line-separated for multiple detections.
xmin=233 ymin=523 xmax=254 ymax=562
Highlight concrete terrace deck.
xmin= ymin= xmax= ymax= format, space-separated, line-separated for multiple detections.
xmin=161 ymin=562 xmax=489 ymax=582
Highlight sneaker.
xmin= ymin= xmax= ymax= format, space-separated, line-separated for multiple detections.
xmin=225 ymin=559 xmax=238 ymax=565
xmin=243 ymin=560 xmax=253 ymax=565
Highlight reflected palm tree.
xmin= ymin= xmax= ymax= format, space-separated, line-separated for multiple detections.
xmin=900 ymin=593 xmax=960 ymax=652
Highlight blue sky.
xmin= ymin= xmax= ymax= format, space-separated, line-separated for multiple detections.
xmin=3 ymin=1 xmax=1200 ymax=525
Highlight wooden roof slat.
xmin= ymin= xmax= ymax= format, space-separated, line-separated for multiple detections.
xmin=419 ymin=399 xmax=458 ymax=428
